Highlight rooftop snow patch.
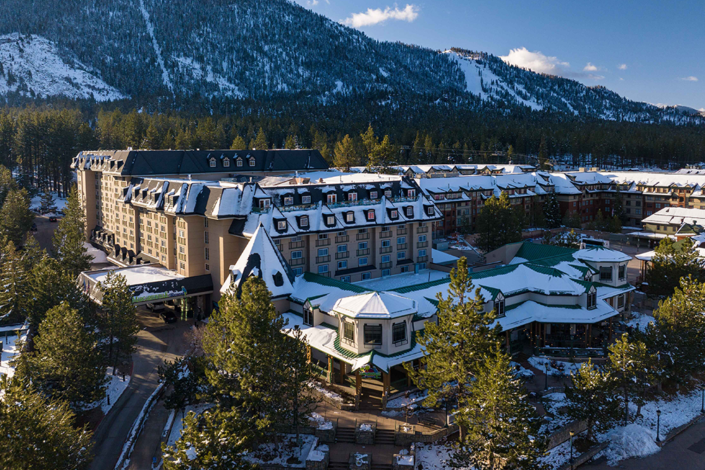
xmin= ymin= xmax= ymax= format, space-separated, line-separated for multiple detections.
xmin=332 ymin=291 xmax=417 ymax=319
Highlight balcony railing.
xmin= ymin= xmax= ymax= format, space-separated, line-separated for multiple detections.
xmin=417 ymin=255 xmax=429 ymax=263
xmin=252 ymin=205 xmax=272 ymax=214
xmin=356 ymin=249 xmax=370 ymax=256
xmin=357 ymin=233 xmax=370 ymax=240
xmin=417 ymin=226 xmax=429 ymax=233
xmin=397 ymin=243 xmax=408 ymax=250
xmin=380 ymin=262 xmax=393 ymax=269
xmin=315 ymin=255 xmax=331 ymax=263
xmin=397 ymin=228 xmax=408 ymax=235
xmin=290 ymin=258 xmax=305 ymax=266
xmin=380 ymin=247 xmax=393 ymax=254
xmin=380 ymin=231 xmax=392 ymax=238
xmin=417 ymin=241 xmax=428 ymax=248
xmin=335 ymin=235 xmax=349 ymax=243
xmin=335 ymin=252 xmax=349 ymax=259
xmin=390 ymin=196 xmax=420 ymax=203
xmin=289 ymin=241 xmax=305 ymax=249
xmin=316 ymin=239 xmax=331 ymax=247
xmin=279 ymin=203 xmax=315 ymax=212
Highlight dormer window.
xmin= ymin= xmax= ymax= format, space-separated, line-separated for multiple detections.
xmin=326 ymin=215 xmax=335 ymax=225
xmin=587 ymin=286 xmax=597 ymax=309
xmin=302 ymin=195 xmax=311 ymax=204
xmin=209 ymin=158 xmax=216 ymax=168
xmin=248 ymin=157 xmax=256 ymax=167
xmin=390 ymin=209 xmax=398 ymax=219
xmin=407 ymin=189 xmax=416 ymax=198
xmin=277 ymin=220 xmax=287 ymax=231
xmin=426 ymin=206 xmax=434 ymax=216
xmin=236 ymin=158 xmax=243 ymax=167
xmin=366 ymin=210 xmax=375 ymax=221
xmin=303 ymin=304 xmax=314 ymax=326
xmin=348 ymin=192 xmax=358 ymax=202
xmin=284 ymin=196 xmax=294 ymax=206
xmin=346 ymin=212 xmax=354 ymax=223
xmin=327 ymin=194 xmax=337 ymax=204
xmin=384 ymin=189 xmax=392 ymax=198
xmin=370 ymin=190 xmax=378 ymax=199
xmin=300 ymin=216 xmax=309 ymax=227
xmin=405 ymin=207 xmax=413 ymax=218
xmin=223 ymin=158 xmax=230 ymax=168
xmin=259 ymin=199 xmax=271 ymax=210
xmin=495 ymin=293 xmax=505 ymax=317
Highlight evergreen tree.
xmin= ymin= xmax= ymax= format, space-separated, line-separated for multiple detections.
xmin=560 ymin=229 xmax=581 ymax=249
xmin=162 ymin=128 xmax=176 ymax=149
xmin=562 ymin=210 xmax=582 ymax=229
xmin=0 ymin=164 xmax=18 ymax=208
xmin=175 ymin=128 xmax=191 ymax=149
xmin=230 ymin=135 xmax=246 ymax=150
xmin=507 ymin=144 xmax=515 ymax=163
xmin=405 ymin=257 xmax=500 ymax=440
xmin=360 ymin=123 xmax=378 ymax=160
xmin=143 ymin=122 xmax=162 ymax=149
xmin=476 ymin=192 xmax=522 ymax=252
xmin=565 ymin=361 xmax=618 ymax=441
xmin=98 ymin=271 xmax=139 ymax=372
xmin=369 ymin=135 xmax=396 ymax=170
xmin=612 ymin=185 xmax=625 ymax=221
xmin=0 ymin=188 xmax=33 ymax=247
xmin=0 ymin=240 xmax=30 ymax=325
xmin=645 ymin=238 xmax=704 ymax=298
xmin=159 ymin=355 xmax=211 ymax=418
xmin=543 ymin=191 xmax=561 ymax=229
xmin=645 ymin=276 xmax=705 ymax=382
xmin=284 ymin=134 xmax=296 ymax=149
xmin=52 ymin=186 xmax=91 ymax=278
xmin=39 ymin=191 xmax=57 ymax=214
xmin=452 ymin=349 xmax=546 ymax=470
xmin=21 ymin=303 xmax=107 ymax=410
xmin=607 ymin=333 xmax=657 ymax=424
xmin=591 ymin=209 xmax=606 ymax=231
xmin=610 ymin=214 xmax=622 ymax=233
xmin=538 ymin=135 xmax=549 ymax=170
xmin=0 ymin=376 xmax=94 ymax=470
xmin=252 ymin=127 xmax=268 ymax=150
xmin=333 ymin=134 xmax=356 ymax=171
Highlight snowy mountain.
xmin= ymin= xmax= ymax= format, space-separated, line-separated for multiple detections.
xmin=0 ymin=33 xmax=125 ymax=102
xmin=0 ymin=0 xmax=700 ymax=124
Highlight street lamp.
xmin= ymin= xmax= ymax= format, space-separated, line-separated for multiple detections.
xmin=569 ymin=430 xmax=575 ymax=470
xmin=656 ymin=409 xmax=661 ymax=443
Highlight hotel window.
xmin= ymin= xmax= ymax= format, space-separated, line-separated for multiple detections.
xmin=338 ymin=244 xmax=348 ymax=253
xmin=236 ymin=158 xmax=243 ymax=167
xmin=358 ymin=242 xmax=368 ymax=250
xmin=326 ymin=215 xmax=335 ymax=225
xmin=397 ymin=251 xmax=406 ymax=259
xmin=223 ymin=158 xmax=230 ymax=167
xmin=318 ymin=234 xmax=328 ymax=239
xmin=382 ymin=255 xmax=390 ymax=263
xmin=303 ymin=305 xmax=314 ymax=327
xmin=419 ymin=249 xmax=427 ymax=257
xmin=407 ymin=189 xmax=416 ymax=198
xmin=370 ymin=190 xmax=378 ymax=199
xmin=382 ymin=240 xmax=391 ymax=247
xmin=209 ymin=158 xmax=216 ymax=168
xmin=300 ymin=216 xmax=309 ymax=227
xmin=204 ymin=232 xmax=209 ymax=244
xmin=293 ymin=267 xmax=303 ymax=276
xmin=390 ymin=210 xmax=398 ymax=219
xmin=205 ymin=248 xmax=209 ymax=261
xmin=400 ymin=266 xmax=410 ymax=273
xmin=618 ymin=264 xmax=626 ymax=280
xmin=318 ymin=265 xmax=329 ymax=274
xmin=382 ymin=269 xmax=391 ymax=276
xmin=361 ymin=272 xmax=371 ymax=280
xmin=364 ymin=324 xmax=383 ymax=346
xmin=327 ymin=193 xmax=337 ymax=204
xmin=359 ymin=257 xmax=368 ymax=266
xmin=418 ymin=235 xmax=427 ymax=242
xmin=205 ymin=263 xmax=210 ymax=271
xmin=346 ymin=213 xmax=354 ymax=223
xmin=599 ymin=266 xmax=612 ymax=281
xmin=587 ymin=287 xmax=597 ymax=309
xmin=367 ymin=210 xmax=375 ymax=221
xmin=617 ymin=294 xmax=625 ymax=309
xmin=348 ymin=192 xmax=357 ymax=201
xmin=392 ymin=322 xmax=407 ymax=345
xmin=284 ymin=196 xmax=294 ymax=205
xmin=495 ymin=295 xmax=505 ymax=317
xmin=384 ymin=189 xmax=392 ymax=198
xmin=277 ymin=221 xmax=287 ymax=230
xmin=338 ymin=260 xmax=348 ymax=269
xmin=343 ymin=321 xmax=355 ymax=345
xmin=406 ymin=207 xmax=413 ymax=217
xmin=340 ymin=276 xmax=351 ymax=282
xmin=318 ymin=248 xmax=328 ymax=257
xmin=248 ymin=157 xmax=256 ymax=167
xmin=291 ymin=251 xmax=303 ymax=259
xmin=259 ymin=199 xmax=270 ymax=210
xmin=302 ymin=195 xmax=312 ymax=204
xmin=397 ymin=237 xmax=406 ymax=245
xmin=204 ymin=218 xmax=208 ymax=228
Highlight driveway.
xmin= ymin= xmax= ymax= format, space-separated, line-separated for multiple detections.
xmin=89 ymin=309 xmax=192 ymax=470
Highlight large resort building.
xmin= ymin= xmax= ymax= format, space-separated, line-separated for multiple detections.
xmin=74 ymin=149 xmax=637 ymax=406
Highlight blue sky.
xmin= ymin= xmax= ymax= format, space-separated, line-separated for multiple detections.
xmin=294 ymin=0 xmax=704 ymax=110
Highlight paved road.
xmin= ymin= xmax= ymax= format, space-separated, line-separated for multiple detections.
xmin=585 ymin=416 xmax=705 ymax=469
xmin=89 ymin=311 xmax=191 ymax=470
xmin=32 ymin=215 xmax=57 ymax=253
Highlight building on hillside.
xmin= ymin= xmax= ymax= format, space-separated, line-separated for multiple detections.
xmin=234 ymin=240 xmax=635 ymax=407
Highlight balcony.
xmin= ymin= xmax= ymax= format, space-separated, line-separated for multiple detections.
xmin=417 ymin=255 xmax=429 ymax=263
xmin=390 ymin=195 xmax=419 ymax=204
xmin=357 ymin=233 xmax=370 ymax=241
xmin=279 ymin=203 xmax=315 ymax=213
xmin=417 ymin=226 xmax=429 ymax=233
xmin=335 ymin=252 xmax=349 ymax=259
xmin=380 ymin=231 xmax=392 ymax=238
xmin=315 ymin=255 xmax=331 ymax=263
xmin=356 ymin=249 xmax=370 ymax=256
xmin=289 ymin=241 xmax=305 ymax=249
xmin=397 ymin=243 xmax=408 ymax=250
xmin=397 ymin=227 xmax=408 ymax=235
xmin=335 ymin=235 xmax=349 ymax=243
xmin=380 ymin=262 xmax=393 ymax=269
xmin=290 ymin=258 xmax=305 ymax=266
xmin=417 ymin=241 xmax=428 ymax=248
xmin=380 ymin=247 xmax=393 ymax=254
xmin=316 ymin=239 xmax=331 ymax=247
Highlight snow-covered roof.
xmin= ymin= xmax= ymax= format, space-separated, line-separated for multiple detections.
xmin=431 ymin=249 xmax=459 ymax=265
xmin=573 ymin=246 xmax=631 ymax=263
xmin=332 ymin=292 xmax=417 ymax=319
xmin=85 ymin=265 xmax=184 ymax=285
xmin=641 ymin=207 xmax=705 ymax=227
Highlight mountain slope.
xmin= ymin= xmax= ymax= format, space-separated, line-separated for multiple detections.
xmin=0 ymin=0 xmax=700 ymax=124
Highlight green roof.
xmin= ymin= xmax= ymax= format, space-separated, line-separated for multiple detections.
xmin=390 ymin=277 xmax=450 ymax=293
xmin=302 ymin=272 xmax=371 ymax=293
xmin=514 ymin=242 xmax=576 ymax=261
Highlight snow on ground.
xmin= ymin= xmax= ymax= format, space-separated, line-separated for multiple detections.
xmin=308 ymin=380 xmax=345 ymax=403
xmin=84 ymin=242 xmax=109 ymax=264
xmin=416 ymin=443 xmax=469 ymax=470
xmin=166 ymin=403 xmax=215 ymax=449
xmin=511 ymin=361 xmax=535 ymax=379
xmin=30 ymin=192 xmax=68 ymax=214
xmin=529 ymin=356 xmax=582 ymax=377
xmin=540 ymin=393 xmax=572 ymax=435
xmin=0 ymin=33 xmax=125 ymax=101
xmin=101 ymin=367 xmax=131 ymax=414
xmin=308 ymin=412 xmax=333 ymax=430
xmin=627 ymin=312 xmax=655 ymax=331
xmin=602 ymin=424 xmax=660 ymax=464
xmin=0 ymin=327 xmax=26 ymax=378
xmin=386 ymin=389 xmax=428 ymax=409
xmin=243 ymin=434 xmax=318 ymax=468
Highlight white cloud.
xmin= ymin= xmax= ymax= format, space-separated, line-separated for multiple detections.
xmin=584 ymin=62 xmax=599 ymax=72
xmin=499 ymin=47 xmax=570 ymax=75
xmin=681 ymin=76 xmax=698 ymax=82
xmin=343 ymin=4 xmax=419 ymax=28
xmin=587 ymin=74 xmax=605 ymax=80
xmin=618 ymin=64 xmax=628 ymax=70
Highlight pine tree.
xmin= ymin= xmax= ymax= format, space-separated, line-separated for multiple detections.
xmin=565 ymin=360 xmax=618 ymax=441
xmin=159 ymin=355 xmax=211 ymax=418
xmin=610 ymin=214 xmax=622 ymax=233
xmin=0 ymin=376 xmax=94 ymax=470
xmin=175 ymin=128 xmax=191 ymax=149
xmin=0 ymin=164 xmax=18 ymax=208
xmin=612 ymin=185 xmax=625 ymax=221
xmin=645 ymin=276 xmax=705 ymax=382
xmin=369 ymin=135 xmax=396 ymax=170
xmin=452 ymin=349 xmax=546 ymax=470
xmin=607 ymin=333 xmax=657 ymax=424
xmin=538 ymin=135 xmax=549 ymax=170
xmin=230 ymin=135 xmax=246 ymax=150
xmin=333 ymin=134 xmax=356 ymax=171
xmin=162 ymin=129 xmax=176 ymax=149
xmin=507 ymin=144 xmax=515 ymax=163
xmin=423 ymin=134 xmax=434 ymax=163
xmin=0 ymin=240 xmax=30 ymax=325
xmin=561 ymin=229 xmax=581 ymax=249
xmin=142 ymin=122 xmax=162 ymax=149
xmin=52 ymin=186 xmax=91 ymax=278
xmin=284 ymin=134 xmax=296 ymax=149
xmin=252 ymin=127 xmax=268 ymax=150
xmin=202 ymin=276 xmax=287 ymax=443
xmin=405 ymin=257 xmax=500 ymax=440
xmin=476 ymin=192 xmax=522 ymax=252
xmin=98 ymin=271 xmax=139 ymax=372
xmin=645 ymin=238 xmax=704 ymax=298
xmin=39 ymin=191 xmax=57 ymax=214
xmin=21 ymin=302 xmax=107 ymax=410
xmin=360 ymin=123 xmax=378 ymax=161
xmin=0 ymin=188 xmax=34 ymax=247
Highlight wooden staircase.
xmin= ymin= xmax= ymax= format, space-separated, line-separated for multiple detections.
xmin=375 ymin=429 xmax=396 ymax=445
xmin=335 ymin=426 xmax=356 ymax=443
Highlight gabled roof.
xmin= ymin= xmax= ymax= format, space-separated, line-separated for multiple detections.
xmin=332 ymin=292 xmax=417 ymax=319
xmin=221 ymin=224 xmax=294 ymax=298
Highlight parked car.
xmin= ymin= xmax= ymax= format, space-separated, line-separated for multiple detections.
xmin=49 ymin=216 xmax=58 ymax=222
xmin=160 ymin=310 xmax=177 ymax=323
xmin=146 ymin=302 xmax=166 ymax=313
